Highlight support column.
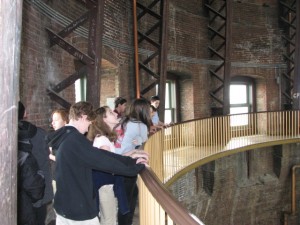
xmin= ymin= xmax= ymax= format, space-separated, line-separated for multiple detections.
xmin=87 ymin=1 xmax=104 ymax=106
xmin=0 ymin=1 xmax=23 ymax=225
xmin=293 ymin=0 xmax=300 ymax=109
xmin=223 ymin=0 xmax=233 ymax=115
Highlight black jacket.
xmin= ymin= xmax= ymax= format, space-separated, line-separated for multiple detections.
xmin=47 ymin=126 xmax=145 ymax=220
xmin=17 ymin=124 xmax=45 ymax=225
xmin=19 ymin=120 xmax=54 ymax=207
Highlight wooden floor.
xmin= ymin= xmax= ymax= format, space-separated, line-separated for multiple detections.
xmin=162 ymin=134 xmax=300 ymax=182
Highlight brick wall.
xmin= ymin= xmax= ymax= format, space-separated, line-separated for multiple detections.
xmin=20 ymin=0 xmax=135 ymax=128
xmin=169 ymin=144 xmax=300 ymax=225
xmin=19 ymin=1 xmax=300 ymax=224
xmin=20 ymin=2 xmax=76 ymax=128
xmin=20 ymin=0 xmax=287 ymax=125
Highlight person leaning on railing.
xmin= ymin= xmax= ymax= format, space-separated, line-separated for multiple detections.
xmin=115 ymin=98 xmax=152 ymax=225
xmin=46 ymin=101 xmax=148 ymax=225
xmin=149 ymin=104 xmax=174 ymax=135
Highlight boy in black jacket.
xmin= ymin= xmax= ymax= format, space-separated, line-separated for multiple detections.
xmin=47 ymin=101 xmax=148 ymax=225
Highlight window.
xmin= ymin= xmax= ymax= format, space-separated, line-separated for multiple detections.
xmin=155 ymin=80 xmax=177 ymax=124
xmin=164 ymin=81 xmax=176 ymax=124
xmin=75 ymin=76 xmax=86 ymax=102
xmin=230 ymin=78 xmax=254 ymax=126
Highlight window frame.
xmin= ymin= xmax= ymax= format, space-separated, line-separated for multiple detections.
xmin=229 ymin=77 xmax=256 ymax=128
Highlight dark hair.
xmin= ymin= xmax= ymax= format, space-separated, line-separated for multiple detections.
xmin=122 ymin=98 xmax=152 ymax=130
xmin=18 ymin=101 xmax=25 ymax=120
xmin=114 ymin=97 xmax=127 ymax=109
xmin=150 ymin=95 xmax=160 ymax=102
xmin=69 ymin=101 xmax=96 ymax=121
xmin=150 ymin=105 xmax=157 ymax=112
xmin=86 ymin=106 xmax=117 ymax=142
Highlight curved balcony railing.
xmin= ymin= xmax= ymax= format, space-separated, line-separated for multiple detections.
xmin=138 ymin=110 xmax=300 ymax=225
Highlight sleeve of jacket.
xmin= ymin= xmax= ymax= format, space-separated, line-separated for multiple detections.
xmin=70 ymin=135 xmax=145 ymax=177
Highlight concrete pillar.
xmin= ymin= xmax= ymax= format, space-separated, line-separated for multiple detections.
xmin=0 ymin=1 xmax=23 ymax=224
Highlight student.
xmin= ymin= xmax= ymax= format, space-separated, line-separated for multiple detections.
xmin=150 ymin=95 xmax=172 ymax=128
xmin=46 ymin=101 xmax=147 ymax=225
xmin=117 ymin=98 xmax=152 ymax=154
xmin=87 ymin=106 xmax=149 ymax=225
xmin=149 ymin=105 xmax=163 ymax=135
xmin=49 ymin=108 xmax=69 ymax=161
xmin=116 ymin=98 xmax=152 ymax=225
xmin=48 ymin=108 xmax=69 ymax=202
xmin=51 ymin=108 xmax=69 ymax=131
xmin=114 ymin=97 xmax=127 ymax=119
xmin=150 ymin=95 xmax=163 ymax=126
xmin=87 ymin=106 xmax=120 ymax=225
xmin=18 ymin=101 xmax=54 ymax=225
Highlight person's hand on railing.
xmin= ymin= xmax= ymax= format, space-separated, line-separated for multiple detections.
xmin=136 ymin=157 xmax=150 ymax=167
xmin=163 ymin=121 xmax=175 ymax=128
xmin=150 ymin=124 xmax=163 ymax=132
xmin=124 ymin=149 xmax=150 ymax=166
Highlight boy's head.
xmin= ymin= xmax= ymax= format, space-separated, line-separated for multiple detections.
xmin=114 ymin=97 xmax=127 ymax=109
xmin=69 ymin=101 xmax=96 ymax=121
xmin=114 ymin=97 xmax=127 ymax=116
xmin=150 ymin=95 xmax=160 ymax=108
xmin=69 ymin=102 xmax=96 ymax=134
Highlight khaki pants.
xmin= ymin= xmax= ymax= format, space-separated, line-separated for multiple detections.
xmin=98 ymin=185 xmax=118 ymax=225
xmin=56 ymin=214 xmax=100 ymax=225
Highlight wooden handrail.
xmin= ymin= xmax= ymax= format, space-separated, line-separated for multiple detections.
xmin=139 ymin=167 xmax=202 ymax=225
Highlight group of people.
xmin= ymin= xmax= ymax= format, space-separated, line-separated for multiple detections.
xmin=17 ymin=95 xmax=168 ymax=225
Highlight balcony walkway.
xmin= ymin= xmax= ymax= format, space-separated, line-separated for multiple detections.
xmin=139 ymin=110 xmax=300 ymax=225
xmin=163 ymin=133 xmax=300 ymax=184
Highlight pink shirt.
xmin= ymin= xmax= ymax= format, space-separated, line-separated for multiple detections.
xmin=93 ymin=135 xmax=116 ymax=153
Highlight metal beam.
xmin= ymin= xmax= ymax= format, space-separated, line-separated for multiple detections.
xmin=86 ymin=0 xmax=104 ymax=106
xmin=223 ymin=0 xmax=233 ymax=115
xmin=133 ymin=0 xmax=168 ymax=107
xmin=46 ymin=28 xmax=94 ymax=65
xmin=51 ymin=66 xmax=87 ymax=93
xmin=47 ymin=89 xmax=72 ymax=109
xmin=46 ymin=1 xmax=104 ymax=108
xmin=293 ymin=0 xmax=300 ymax=109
